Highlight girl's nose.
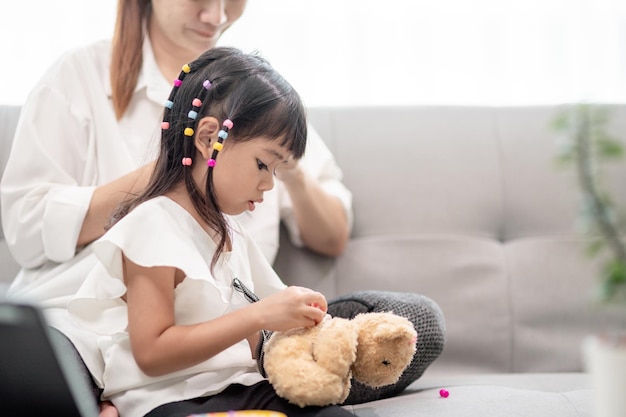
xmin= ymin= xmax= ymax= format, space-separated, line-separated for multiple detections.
xmin=259 ymin=172 xmax=275 ymax=192
xmin=199 ymin=0 xmax=228 ymax=27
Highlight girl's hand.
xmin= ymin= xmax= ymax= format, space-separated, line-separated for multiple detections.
xmin=254 ymin=286 xmax=327 ymax=331
xmin=98 ymin=401 xmax=119 ymax=417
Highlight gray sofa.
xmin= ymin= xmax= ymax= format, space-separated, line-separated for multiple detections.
xmin=2 ymin=104 xmax=626 ymax=416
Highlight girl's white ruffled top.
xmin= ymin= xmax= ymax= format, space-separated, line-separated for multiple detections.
xmin=68 ymin=196 xmax=287 ymax=417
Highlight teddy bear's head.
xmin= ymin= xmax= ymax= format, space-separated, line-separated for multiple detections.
xmin=350 ymin=312 xmax=417 ymax=387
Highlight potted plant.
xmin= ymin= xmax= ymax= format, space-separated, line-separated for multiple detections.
xmin=553 ymin=103 xmax=626 ymax=417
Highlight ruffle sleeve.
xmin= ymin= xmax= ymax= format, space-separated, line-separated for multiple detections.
xmin=68 ymin=197 xmax=229 ymax=335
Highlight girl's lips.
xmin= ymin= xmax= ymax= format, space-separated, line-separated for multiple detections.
xmin=248 ymin=198 xmax=264 ymax=212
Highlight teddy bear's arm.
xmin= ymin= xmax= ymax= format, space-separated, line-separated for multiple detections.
xmin=312 ymin=318 xmax=359 ymax=377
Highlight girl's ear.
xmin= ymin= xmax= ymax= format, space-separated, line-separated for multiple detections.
xmin=195 ymin=116 xmax=220 ymax=159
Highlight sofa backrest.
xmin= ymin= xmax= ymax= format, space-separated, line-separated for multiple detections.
xmin=0 ymin=105 xmax=22 ymax=284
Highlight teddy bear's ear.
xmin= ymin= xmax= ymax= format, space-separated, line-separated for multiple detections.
xmin=356 ymin=312 xmax=416 ymax=342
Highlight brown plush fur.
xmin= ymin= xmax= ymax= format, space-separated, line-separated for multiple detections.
xmin=263 ymin=312 xmax=417 ymax=407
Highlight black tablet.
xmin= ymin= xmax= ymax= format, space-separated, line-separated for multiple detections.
xmin=0 ymin=300 xmax=99 ymax=417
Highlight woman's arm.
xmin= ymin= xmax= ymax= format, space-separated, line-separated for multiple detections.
xmin=273 ymin=124 xmax=352 ymax=258
xmin=1 ymin=86 xmax=95 ymax=267
xmin=123 ymin=257 xmax=326 ymax=377
xmin=276 ymin=162 xmax=349 ymax=257
xmin=77 ymin=162 xmax=154 ymax=247
xmin=2 ymin=78 xmax=156 ymax=267
xmin=2 ymin=94 xmax=155 ymax=265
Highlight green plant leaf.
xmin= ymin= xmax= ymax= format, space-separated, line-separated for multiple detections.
xmin=551 ymin=112 xmax=570 ymax=132
xmin=586 ymin=239 xmax=605 ymax=257
xmin=551 ymin=103 xmax=626 ymax=307
xmin=596 ymin=138 xmax=624 ymax=159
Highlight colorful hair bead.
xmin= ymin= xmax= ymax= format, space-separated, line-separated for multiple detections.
xmin=192 ymin=98 xmax=202 ymax=107
xmin=182 ymin=64 xmax=191 ymax=73
xmin=205 ymin=118 xmax=232 ymax=169
xmin=182 ymin=157 xmax=192 ymax=166
xmin=188 ymin=110 xmax=198 ymax=120
xmin=174 ymin=79 xmax=182 ymax=87
xmin=184 ymin=127 xmax=194 ymax=136
xmin=161 ymin=122 xmax=170 ymax=130
xmin=164 ymin=100 xmax=174 ymax=109
xmin=203 ymin=80 xmax=212 ymax=89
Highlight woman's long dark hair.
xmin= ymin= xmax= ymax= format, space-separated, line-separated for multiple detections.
xmin=110 ymin=47 xmax=308 ymax=270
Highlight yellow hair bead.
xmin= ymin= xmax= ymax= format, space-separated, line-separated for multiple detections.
xmin=213 ymin=142 xmax=223 ymax=151
xmin=184 ymin=127 xmax=194 ymax=136
xmin=182 ymin=64 xmax=191 ymax=73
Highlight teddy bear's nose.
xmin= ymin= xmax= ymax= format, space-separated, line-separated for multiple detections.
xmin=382 ymin=360 xmax=391 ymax=366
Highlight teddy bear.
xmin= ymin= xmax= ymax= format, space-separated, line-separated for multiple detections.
xmin=262 ymin=311 xmax=417 ymax=408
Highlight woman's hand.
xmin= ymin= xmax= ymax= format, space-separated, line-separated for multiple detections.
xmin=272 ymin=156 xmax=301 ymax=184
xmin=272 ymin=158 xmax=350 ymax=257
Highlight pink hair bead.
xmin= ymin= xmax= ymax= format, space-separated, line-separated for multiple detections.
xmin=207 ymin=159 xmax=216 ymax=167
xmin=192 ymin=98 xmax=202 ymax=107
xmin=223 ymin=119 xmax=233 ymax=129
xmin=439 ymin=389 xmax=449 ymax=398
xmin=182 ymin=158 xmax=192 ymax=166
xmin=174 ymin=79 xmax=182 ymax=87
xmin=161 ymin=122 xmax=170 ymax=130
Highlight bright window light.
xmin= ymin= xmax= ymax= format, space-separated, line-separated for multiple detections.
xmin=2 ymin=0 xmax=626 ymax=106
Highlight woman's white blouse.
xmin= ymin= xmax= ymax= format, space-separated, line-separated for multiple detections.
xmin=68 ymin=196 xmax=285 ymax=417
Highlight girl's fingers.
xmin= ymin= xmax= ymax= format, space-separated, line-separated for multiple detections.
xmin=302 ymin=289 xmax=327 ymax=312
xmin=304 ymin=305 xmax=327 ymax=325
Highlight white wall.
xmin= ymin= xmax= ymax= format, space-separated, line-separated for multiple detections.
xmin=2 ymin=0 xmax=626 ymax=106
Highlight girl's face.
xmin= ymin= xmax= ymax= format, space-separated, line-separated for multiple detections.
xmin=212 ymin=137 xmax=291 ymax=215
xmin=150 ymin=0 xmax=247 ymax=58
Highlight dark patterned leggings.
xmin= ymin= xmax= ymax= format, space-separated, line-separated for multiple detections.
xmin=327 ymin=290 xmax=446 ymax=405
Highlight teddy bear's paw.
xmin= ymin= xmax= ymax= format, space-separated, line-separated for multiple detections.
xmin=273 ymin=372 xmax=351 ymax=408
xmin=311 ymin=318 xmax=359 ymax=377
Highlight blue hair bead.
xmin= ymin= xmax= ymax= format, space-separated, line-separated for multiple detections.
xmin=188 ymin=110 xmax=198 ymax=120
xmin=218 ymin=130 xmax=228 ymax=140
xmin=165 ymin=100 xmax=174 ymax=109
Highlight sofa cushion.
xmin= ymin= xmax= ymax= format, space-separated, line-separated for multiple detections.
xmin=345 ymin=373 xmax=592 ymax=417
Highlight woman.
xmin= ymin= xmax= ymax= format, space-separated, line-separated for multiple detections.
xmin=1 ymin=1 xmax=444 ymax=415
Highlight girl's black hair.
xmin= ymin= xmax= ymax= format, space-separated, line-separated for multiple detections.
xmin=109 ymin=47 xmax=308 ymax=270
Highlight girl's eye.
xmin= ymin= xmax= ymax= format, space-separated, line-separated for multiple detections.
xmin=257 ymin=159 xmax=269 ymax=171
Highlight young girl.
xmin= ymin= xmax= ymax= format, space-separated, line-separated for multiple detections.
xmin=67 ymin=47 xmax=354 ymax=417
